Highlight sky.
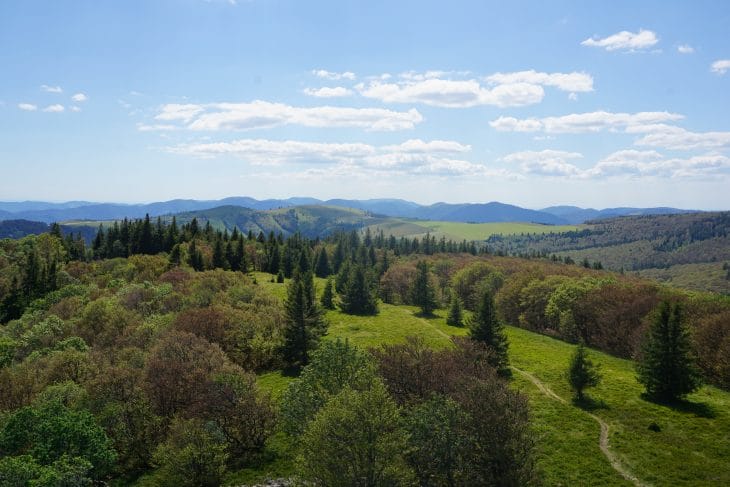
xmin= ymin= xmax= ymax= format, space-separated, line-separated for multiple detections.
xmin=1 ymin=0 xmax=729 ymax=209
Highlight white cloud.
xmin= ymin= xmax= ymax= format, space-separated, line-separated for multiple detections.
xmin=312 ymin=69 xmax=356 ymax=81
xmin=568 ymin=92 xmax=578 ymax=101
xmin=165 ymin=137 xmax=511 ymax=178
xmin=70 ymin=106 xmax=81 ymax=112
xmin=632 ymin=125 xmax=730 ymax=151
xmin=589 ymin=150 xmax=730 ymax=178
xmin=151 ymin=100 xmax=423 ymax=132
xmin=489 ymin=110 xmax=683 ymax=133
xmin=43 ymin=104 xmax=65 ymax=113
xmin=303 ymin=86 xmax=353 ymax=98
xmin=71 ymin=93 xmax=88 ymax=102
xmin=503 ymin=150 xmax=584 ymax=177
xmin=485 ymin=70 xmax=594 ymax=92
xmin=358 ymin=78 xmax=544 ymax=108
xmin=18 ymin=103 xmax=38 ymax=111
xmin=711 ymin=59 xmax=730 ymax=75
xmin=581 ymin=29 xmax=659 ymax=51
xmin=677 ymin=44 xmax=694 ymax=54
xmin=41 ymin=84 xmax=63 ymax=93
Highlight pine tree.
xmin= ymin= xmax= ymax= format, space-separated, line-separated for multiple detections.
xmin=314 ymin=247 xmax=331 ymax=278
xmin=468 ymin=289 xmax=510 ymax=376
xmin=339 ymin=264 xmax=378 ymax=315
xmin=321 ymin=277 xmax=335 ymax=310
xmin=567 ymin=342 xmax=601 ymax=401
xmin=212 ymin=238 xmax=227 ymax=269
xmin=281 ymin=270 xmax=327 ymax=369
xmin=411 ymin=260 xmax=437 ymax=315
xmin=446 ymin=292 xmax=464 ymax=327
xmin=277 ymin=269 xmax=285 ymax=283
xmin=637 ymin=301 xmax=702 ymax=401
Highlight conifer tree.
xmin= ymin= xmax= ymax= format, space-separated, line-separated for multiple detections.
xmin=446 ymin=292 xmax=464 ymax=327
xmin=411 ymin=260 xmax=437 ymax=315
xmin=637 ymin=301 xmax=702 ymax=401
xmin=212 ymin=238 xmax=227 ymax=269
xmin=281 ymin=270 xmax=327 ymax=369
xmin=567 ymin=342 xmax=601 ymax=401
xmin=468 ymin=289 xmax=510 ymax=376
xmin=314 ymin=247 xmax=331 ymax=278
xmin=321 ymin=277 xmax=335 ymax=310
xmin=339 ymin=264 xmax=378 ymax=315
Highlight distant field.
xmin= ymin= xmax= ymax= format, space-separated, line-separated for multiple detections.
xmin=367 ymin=218 xmax=580 ymax=241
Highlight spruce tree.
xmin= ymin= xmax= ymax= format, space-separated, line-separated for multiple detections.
xmin=281 ymin=270 xmax=327 ymax=369
xmin=339 ymin=264 xmax=378 ymax=315
xmin=637 ymin=301 xmax=702 ymax=401
xmin=212 ymin=238 xmax=227 ymax=269
xmin=446 ymin=292 xmax=464 ymax=327
xmin=321 ymin=277 xmax=335 ymax=310
xmin=468 ymin=289 xmax=510 ymax=376
xmin=411 ymin=260 xmax=437 ymax=315
xmin=567 ymin=342 xmax=601 ymax=401
xmin=314 ymin=248 xmax=331 ymax=278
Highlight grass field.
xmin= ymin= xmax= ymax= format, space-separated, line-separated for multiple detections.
xmin=366 ymin=218 xmax=580 ymax=241
xmin=243 ymin=274 xmax=730 ymax=486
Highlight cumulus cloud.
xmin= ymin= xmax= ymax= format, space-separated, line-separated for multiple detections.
xmin=485 ymin=70 xmax=594 ymax=92
xmin=581 ymin=29 xmax=659 ymax=51
xmin=489 ymin=111 xmax=683 ymax=133
xmin=41 ymin=84 xmax=63 ymax=93
xmin=71 ymin=93 xmax=88 ymax=102
xmin=357 ymin=78 xmax=545 ymax=108
xmin=711 ymin=59 xmax=730 ymax=75
xmin=677 ymin=44 xmax=694 ymax=54
xmin=312 ymin=69 xmax=356 ymax=81
xmin=502 ymin=150 xmax=584 ymax=177
xmin=18 ymin=103 xmax=38 ymax=111
xmin=43 ymin=104 xmax=65 ymax=113
xmin=165 ymin=137 xmax=510 ymax=178
xmin=303 ymin=86 xmax=353 ymax=98
xmin=151 ymin=100 xmax=422 ymax=132
xmin=631 ymin=125 xmax=730 ymax=151
xmin=589 ymin=150 xmax=730 ymax=178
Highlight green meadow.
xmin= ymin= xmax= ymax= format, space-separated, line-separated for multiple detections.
xmin=367 ymin=219 xmax=580 ymax=241
xmin=247 ymin=281 xmax=730 ymax=486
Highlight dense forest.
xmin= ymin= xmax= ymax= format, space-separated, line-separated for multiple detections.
xmin=1 ymin=216 xmax=729 ymax=485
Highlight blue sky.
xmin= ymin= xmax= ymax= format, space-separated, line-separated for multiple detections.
xmin=1 ymin=0 xmax=729 ymax=209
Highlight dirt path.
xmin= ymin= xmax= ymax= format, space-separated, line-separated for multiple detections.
xmin=511 ymin=366 xmax=647 ymax=487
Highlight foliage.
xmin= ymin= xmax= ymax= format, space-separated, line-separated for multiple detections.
xmin=281 ymin=270 xmax=327 ymax=369
xmin=446 ymin=292 xmax=464 ymax=327
xmin=299 ymin=380 xmax=414 ymax=487
xmin=637 ymin=301 xmax=703 ymax=401
xmin=567 ymin=342 xmax=601 ymax=400
xmin=279 ymin=339 xmax=376 ymax=437
xmin=468 ymin=290 xmax=510 ymax=376
xmin=339 ymin=264 xmax=379 ymax=315
xmin=411 ymin=260 xmax=438 ymax=315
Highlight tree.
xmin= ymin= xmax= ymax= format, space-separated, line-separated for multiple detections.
xmin=468 ymin=290 xmax=510 ymax=376
xmin=339 ymin=264 xmax=378 ymax=315
xmin=320 ymin=277 xmax=335 ymax=310
xmin=299 ymin=380 xmax=414 ymax=487
xmin=411 ymin=260 xmax=437 ymax=315
xmin=446 ymin=292 xmax=464 ymax=327
xmin=637 ymin=301 xmax=702 ymax=401
xmin=567 ymin=342 xmax=601 ymax=401
xmin=314 ymin=247 xmax=331 ymax=278
xmin=281 ymin=270 xmax=327 ymax=369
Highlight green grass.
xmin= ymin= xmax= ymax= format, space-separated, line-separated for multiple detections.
xmin=507 ymin=326 xmax=730 ymax=486
xmin=249 ymin=288 xmax=730 ymax=486
xmin=367 ymin=219 xmax=580 ymax=241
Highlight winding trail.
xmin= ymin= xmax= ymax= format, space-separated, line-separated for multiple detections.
xmin=511 ymin=366 xmax=647 ymax=487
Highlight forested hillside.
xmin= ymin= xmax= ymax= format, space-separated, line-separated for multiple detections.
xmin=487 ymin=212 xmax=730 ymax=294
xmin=1 ymin=218 xmax=729 ymax=485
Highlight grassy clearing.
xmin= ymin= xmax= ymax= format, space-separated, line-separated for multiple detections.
xmin=250 ymin=282 xmax=730 ymax=486
xmin=507 ymin=326 xmax=730 ymax=486
xmin=367 ymin=219 xmax=579 ymax=241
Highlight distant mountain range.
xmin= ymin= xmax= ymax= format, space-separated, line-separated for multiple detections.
xmin=0 ymin=197 xmax=701 ymax=225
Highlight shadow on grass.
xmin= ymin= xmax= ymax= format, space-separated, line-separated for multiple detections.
xmin=640 ymin=393 xmax=716 ymax=418
xmin=572 ymin=395 xmax=609 ymax=412
xmin=414 ymin=311 xmax=439 ymax=319
xmin=281 ymin=365 xmax=302 ymax=378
